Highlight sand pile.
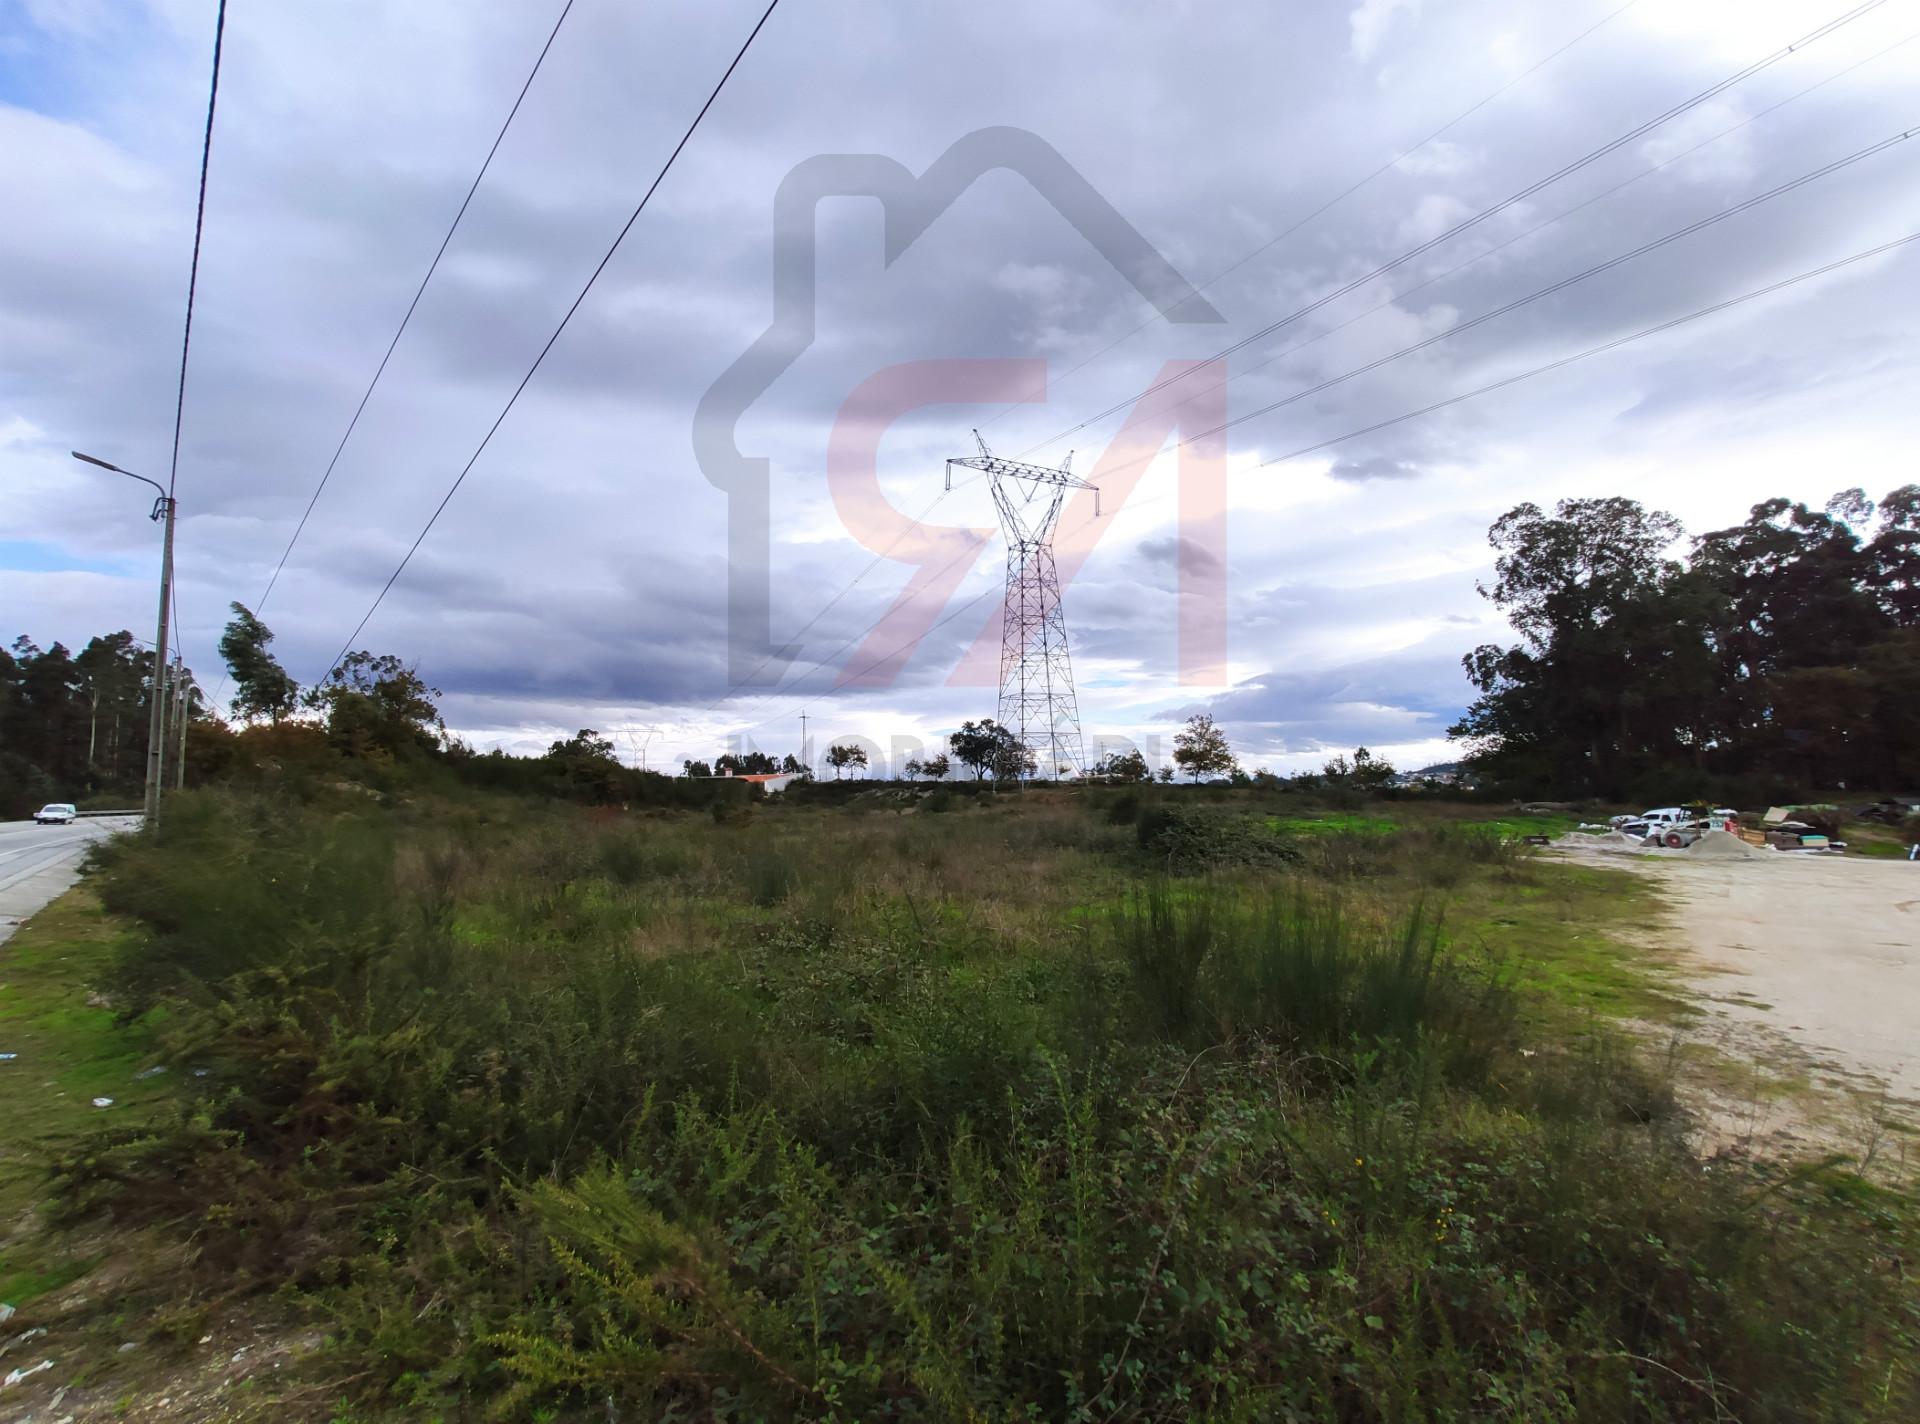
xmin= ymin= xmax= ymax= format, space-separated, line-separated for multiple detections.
xmin=1564 ymin=829 xmax=1644 ymax=852
xmin=1687 ymin=828 xmax=1767 ymax=860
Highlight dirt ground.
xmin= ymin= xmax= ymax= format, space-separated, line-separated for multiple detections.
xmin=1556 ymin=838 xmax=1919 ymax=1160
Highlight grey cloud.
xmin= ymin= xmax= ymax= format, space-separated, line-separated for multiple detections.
xmin=4 ymin=0 xmax=1916 ymax=760
xmin=1327 ymin=454 xmax=1422 ymax=482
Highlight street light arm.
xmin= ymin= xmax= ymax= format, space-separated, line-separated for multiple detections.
xmin=72 ymin=450 xmax=167 ymax=501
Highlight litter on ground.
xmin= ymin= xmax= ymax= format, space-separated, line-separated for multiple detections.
xmin=2 ymin=1358 xmax=54 ymax=1388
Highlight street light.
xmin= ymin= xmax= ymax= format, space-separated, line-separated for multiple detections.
xmin=72 ymin=450 xmax=175 ymax=828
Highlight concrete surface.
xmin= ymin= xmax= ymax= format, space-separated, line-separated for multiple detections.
xmin=1558 ymin=839 xmax=1919 ymax=1103
xmin=1651 ymin=851 xmax=1919 ymax=1102
xmin=0 ymin=816 xmax=140 ymax=950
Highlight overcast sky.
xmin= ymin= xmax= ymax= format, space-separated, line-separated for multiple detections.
xmin=5 ymin=0 xmax=1918 ymax=775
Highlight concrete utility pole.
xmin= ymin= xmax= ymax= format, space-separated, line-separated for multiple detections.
xmin=173 ymin=657 xmax=191 ymax=790
xmin=73 ymin=451 xmax=175 ymax=827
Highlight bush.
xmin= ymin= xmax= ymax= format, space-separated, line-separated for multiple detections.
xmin=1110 ymin=883 xmax=1513 ymax=1081
xmin=1134 ymin=803 xmax=1299 ymax=870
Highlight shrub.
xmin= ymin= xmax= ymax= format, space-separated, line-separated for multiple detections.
xmin=739 ymin=835 xmax=799 ymax=906
xmin=1109 ymin=883 xmax=1513 ymax=1082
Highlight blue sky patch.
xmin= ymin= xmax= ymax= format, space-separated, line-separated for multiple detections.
xmin=0 ymin=539 xmax=140 ymax=577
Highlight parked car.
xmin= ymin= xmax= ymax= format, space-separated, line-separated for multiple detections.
xmin=33 ymin=803 xmax=78 ymax=825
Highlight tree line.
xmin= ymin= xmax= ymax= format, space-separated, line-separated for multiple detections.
xmin=1452 ymin=485 xmax=1920 ymax=800
xmin=0 ymin=632 xmax=186 ymax=816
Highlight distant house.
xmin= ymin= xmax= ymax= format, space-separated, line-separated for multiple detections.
xmin=1393 ymin=762 xmax=1476 ymax=790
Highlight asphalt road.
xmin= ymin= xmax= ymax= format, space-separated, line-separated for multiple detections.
xmin=0 ymin=815 xmax=140 ymax=950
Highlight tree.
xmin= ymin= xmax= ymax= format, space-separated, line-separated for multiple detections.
xmin=948 ymin=719 xmax=1030 ymax=782
xmin=1156 ymin=766 xmax=1174 ymax=783
xmin=303 ymin=651 xmax=443 ymax=761
xmin=903 ymin=756 xmax=924 ymax=781
xmin=825 ymin=742 xmax=868 ymax=779
xmin=947 ymin=720 xmax=1001 ymax=780
xmin=682 ymin=759 xmax=714 ymax=779
xmin=1865 ymin=484 xmax=1920 ymax=626
xmin=1450 ymin=498 xmax=1711 ymax=796
xmin=1 ymin=629 xmax=182 ymax=813
xmin=920 ymin=751 xmax=950 ymax=781
xmin=1173 ymin=713 xmax=1236 ymax=781
xmin=548 ymin=728 xmax=623 ymax=802
xmin=1691 ymin=493 xmax=1895 ymax=787
xmin=780 ymin=752 xmax=809 ymax=777
xmin=717 ymin=750 xmax=780 ymax=776
xmin=1323 ymin=746 xmax=1395 ymax=793
xmin=74 ymin=632 xmax=147 ymax=777
xmin=1449 ymin=487 xmax=1920 ymax=794
xmin=1089 ymin=747 xmax=1150 ymax=781
xmin=991 ymin=736 xmax=1037 ymax=783
xmin=218 ymin=603 xmax=299 ymax=724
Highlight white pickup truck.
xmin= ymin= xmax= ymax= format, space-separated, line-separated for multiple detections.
xmin=1611 ymin=807 xmax=1739 ymax=846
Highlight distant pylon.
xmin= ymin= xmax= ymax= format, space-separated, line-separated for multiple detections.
xmin=947 ymin=430 xmax=1100 ymax=779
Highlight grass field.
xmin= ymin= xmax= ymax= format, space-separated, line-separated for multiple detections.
xmin=0 ymin=891 xmax=169 ymax=1312
xmin=1 ymin=784 xmax=1913 ymax=1421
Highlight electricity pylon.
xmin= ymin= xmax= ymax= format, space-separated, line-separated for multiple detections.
xmin=947 ymin=431 xmax=1099 ymax=779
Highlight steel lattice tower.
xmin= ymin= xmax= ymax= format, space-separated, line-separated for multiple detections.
xmin=947 ymin=431 xmax=1100 ymax=780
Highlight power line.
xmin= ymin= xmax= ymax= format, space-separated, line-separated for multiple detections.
xmin=255 ymin=0 xmax=577 ymax=615
xmin=167 ymin=0 xmax=227 ymax=502
xmin=152 ymin=0 xmax=224 ymax=763
xmin=1062 ymin=125 xmax=1920 ymax=486
xmin=1017 ymin=0 xmax=1889 ymax=457
xmin=315 ymin=0 xmax=784 ymax=685
xmin=1247 ymin=229 xmax=1920 ymax=470
xmin=975 ymin=0 xmax=1646 ymax=438
xmin=1078 ymin=22 xmax=1920 ymax=471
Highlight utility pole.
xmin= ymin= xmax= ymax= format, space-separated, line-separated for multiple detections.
xmin=173 ymin=657 xmax=191 ymax=790
xmin=142 ymin=498 xmax=175 ymax=822
xmin=799 ymin=711 xmax=809 ymax=773
xmin=73 ymin=452 xmax=174 ymax=827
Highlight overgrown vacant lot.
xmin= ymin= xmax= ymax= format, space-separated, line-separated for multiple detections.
xmin=7 ymin=784 xmax=1917 ymax=1420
